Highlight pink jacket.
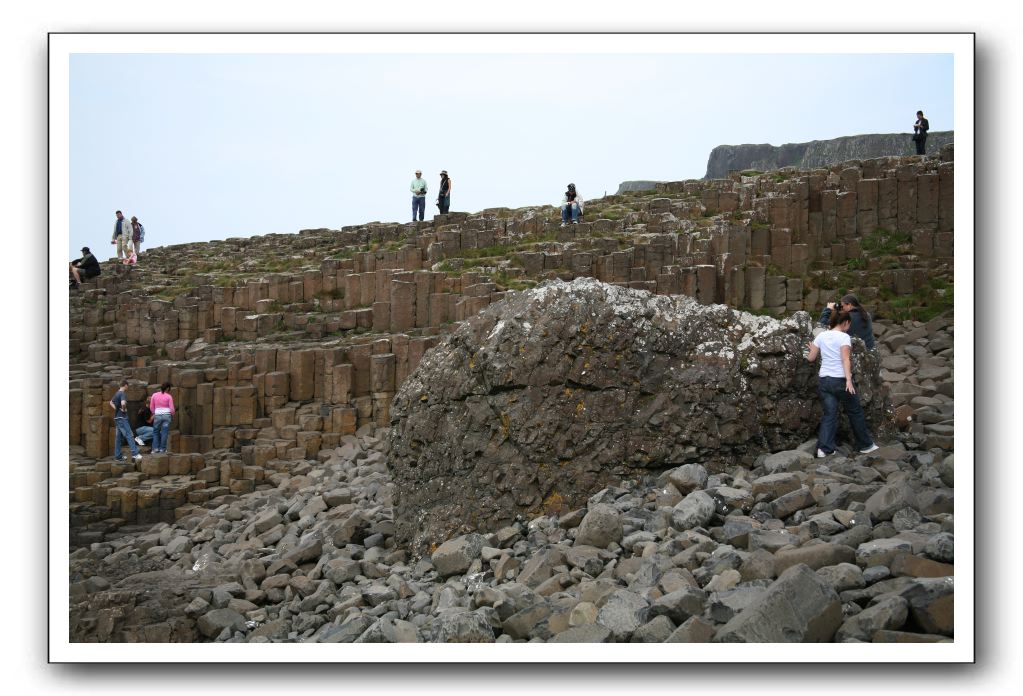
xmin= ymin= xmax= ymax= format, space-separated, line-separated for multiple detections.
xmin=150 ymin=391 xmax=175 ymax=416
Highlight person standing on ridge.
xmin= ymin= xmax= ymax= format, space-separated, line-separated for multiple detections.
xmin=806 ymin=310 xmax=880 ymax=458
xmin=913 ymin=110 xmax=929 ymax=155
xmin=560 ymin=183 xmax=583 ymax=226
xmin=129 ymin=215 xmax=145 ymax=260
xmin=437 ymin=170 xmax=451 ymax=215
xmin=109 ymin=380 xmax=142 ymax=462
xmin=411 ymin=169 xmax=428 ymax=222
xmin=819 ymin=293 xmax=875 ymax=350
xmin=111 ymin=210 xmax=130 ymax=260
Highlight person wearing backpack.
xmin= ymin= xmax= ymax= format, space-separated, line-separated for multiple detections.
xmin=130 ymin=216 xmax=145 ymax=258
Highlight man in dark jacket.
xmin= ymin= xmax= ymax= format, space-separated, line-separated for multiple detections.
xmin=819 ymin=293 xmax=875 ymax=349
xmin=69 ymin=246 xmax=101 ymax=288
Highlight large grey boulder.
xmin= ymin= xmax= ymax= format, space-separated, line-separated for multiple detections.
xmin=714 ymin=564 xmax=843 ymax=643
xmin=389 ymin=278 xmax=890 ymax=552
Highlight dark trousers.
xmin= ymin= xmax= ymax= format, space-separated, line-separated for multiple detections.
xmin=915 ymin=135 xmax=927 ymax=155
xmin=439 ymin=195 xmax=450 ymax=214
xmin=817 ymin=376 xmax=874 ymax=454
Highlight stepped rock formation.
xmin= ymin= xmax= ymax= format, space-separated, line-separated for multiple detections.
xmin=388 ymin=278 xmax=889 ymax=553
xmin=703 ymin=132 xmax=954 ymax=180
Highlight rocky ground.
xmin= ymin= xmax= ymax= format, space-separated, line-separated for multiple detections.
xmin=68 ymin=315 xmax=953 ymax=643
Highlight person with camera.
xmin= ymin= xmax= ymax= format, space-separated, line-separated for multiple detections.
xmin=819 ymin=293 xmax=875 ymax=350
xmin=913 ymin=110 xmax=929 ymax=155
xmin=410 ymin=169 xmax=428 ymax=222
xmin=436 ymin=170 xmax=451 ymax=214
xmin=560 ymin=183 xmax=584 ymax=226
xmin=806 ymin=309 xmax=880 ymax=458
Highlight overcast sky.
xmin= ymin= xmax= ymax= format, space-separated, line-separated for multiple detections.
xmin=68 ymin=49 xmax=953 ymax=258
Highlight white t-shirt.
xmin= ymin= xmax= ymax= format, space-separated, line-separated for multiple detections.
xmin=813 ymin=329 xmax=851 ymax=378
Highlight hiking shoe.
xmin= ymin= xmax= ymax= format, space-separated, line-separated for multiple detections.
xmin=572 ymin=220 xmax=579 ymax=225
xmin=134 ymin=436 xmax=145 ymax=446
xmin=859 ymin=444 xmax=880 ymax=454
xmin=560 ymin=222 xmax=567 ymax=228
xmin=114 ymin=457 xmax=125 ymax=462
xmin=133 ymin=454 xmax=142 ymax=462
xmin=816 ymin=448 xmax=827 ymax=458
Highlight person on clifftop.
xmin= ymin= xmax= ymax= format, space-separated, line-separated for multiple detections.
xmin=806 ymin=310 xmax=880 ymax=458
xmin=69 ymin=246 xmax=101 ymax=288
xmin=111 ymin=210 xmax=131 ymax=261
xmin=913 ymin=110 xmax=929 ymax=156
xmin=819 ymin=293 xmax=875 ymax=350
xmin=109 ymin=380 xmax=142 ymax=462
xmin=436 ymin=170 xmax=451 ymax=215
xmin=560 ymin=183 xmax=583 ymax=226
xmin=410 ymin=169 xmax=428 ymax=222
xmin=150 ymin=382 xmax=175 ymax=453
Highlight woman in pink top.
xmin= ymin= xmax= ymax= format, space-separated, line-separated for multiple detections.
xmin=150 ymin=382 xmax=175 ymax=453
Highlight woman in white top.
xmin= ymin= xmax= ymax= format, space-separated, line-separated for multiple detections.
xmin=806 ymin=310 xmax=879 ymax=458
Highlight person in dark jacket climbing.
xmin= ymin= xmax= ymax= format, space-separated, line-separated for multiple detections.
xmin=819 ymin=293 xmax=875 ymax=350
xmin=69 ymin=246 xmax=101 ymax=288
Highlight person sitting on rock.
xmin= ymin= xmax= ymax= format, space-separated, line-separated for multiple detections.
xmin=819 ymin=293 xmax=875 ymax=350
xmin=560 ymin=183 xmax=583 ymax=226
xmin=806 ymin=309 xmax=880 ymax=458
xmin=69 ymin=246 xmax=101 ymax=288
xmin=134 ymin=395 xmax=154 ymax=447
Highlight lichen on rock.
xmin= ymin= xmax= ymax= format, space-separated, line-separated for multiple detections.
xmin=389 ymin=278 xmax=889 ymax=553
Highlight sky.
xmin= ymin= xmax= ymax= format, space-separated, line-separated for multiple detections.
xmin=67 ymin=50 xmax=954 ymax=258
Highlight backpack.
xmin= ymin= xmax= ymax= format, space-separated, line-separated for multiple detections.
xmin=138 ymin=223 xmax=145 ymax=243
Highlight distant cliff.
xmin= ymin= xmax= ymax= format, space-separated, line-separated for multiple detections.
xmin=703 ymin=131 xmax=954 ymax=179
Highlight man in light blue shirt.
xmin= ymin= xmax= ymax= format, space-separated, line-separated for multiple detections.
xmin=410 ymin=169 xmax=428 ymax=222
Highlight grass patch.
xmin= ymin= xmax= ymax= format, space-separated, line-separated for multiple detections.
xmin=861 ymin=228 xmax=911 ymax=255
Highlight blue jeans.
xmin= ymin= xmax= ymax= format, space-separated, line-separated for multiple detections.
xmin=561 ymin=202 xmax=580 ymax=223
xmin=136 ymin=425 xmax=154 ymax=444
xmin=412 ymin=196 xmax=425 ymax=221
xmin=438 ymin=195 xmax=450 ymax=215
xmin=817 ymin=376 xmax=874 ymax=453
xmin=153 ymin=413 xmax=172 ymax=452
xmin=114 ymin=417 xmax=139 ymax=458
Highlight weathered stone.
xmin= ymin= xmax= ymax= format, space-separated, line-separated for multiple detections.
xmin=549 ymin=623 xmax=612 ymax=643
xmin=648 ymin=588 xmax=708 ymax=624
xmin=714 ymin=564 xmax=842 ymax=643
xmin=665 ymin=616 xmax=717 ymax=642
xmin=596 ymin=589 xmax=650 ymax=642
xmin=762 ymin=449 xmax=815 ymax=475
xmin=774 ymin=543 xmax=856 ymax=574
xmin=924 ymin=532 xmax=954 ymax=563
xmin=388 ymin=278 xmax=886 ymax=552
xmin=901 ymin=577 xmax=954 ymax=636
xmin=431 ymin=610 xmax=496 ymax=643
xmin=835 ymin=596 xmax=909 ymax=642
xmin=574 ymin=504 xmax=623 ymax=548
xmin=668 ymin=464 xmax=708 ymax=494
xmin=630 ymin=615 xmax=676 ymax=643
xmin=671 ymin=490 xmax=716 ymax=531
xmin=864 ymin=480 xmax=920 ymax=522
xmin=432 ymin=533 xmax=485 ymax=578
xmin=197 ymin=608 xmax=246 ymax=639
